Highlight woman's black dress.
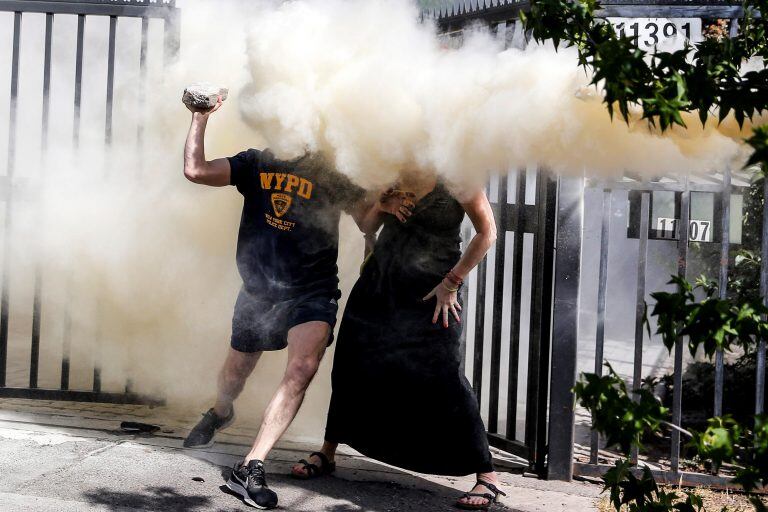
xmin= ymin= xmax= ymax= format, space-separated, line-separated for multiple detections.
xmin=325 ymin=184 xmax=493 ymax=476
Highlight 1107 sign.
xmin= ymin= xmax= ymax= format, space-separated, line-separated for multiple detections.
xmin=607 ymin=18 xmax=703 ymax=50
xmin=657 ymin=217 xmax=712 ymax=242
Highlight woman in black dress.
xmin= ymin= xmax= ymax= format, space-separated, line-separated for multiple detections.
xmin=293 ymin=173 xmax=504 ymax=510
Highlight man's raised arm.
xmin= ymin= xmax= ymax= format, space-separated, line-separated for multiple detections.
xmin=183 ymin=96 xmax=231 ymax=187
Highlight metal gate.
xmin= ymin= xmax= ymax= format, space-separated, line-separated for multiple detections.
xmin=434 ymin=5 xmax=570 ymax=475
xmin=460 ymin=170 xmax=558 ymax=473
xmin=0 ymin=0 xmax=179 ymax=405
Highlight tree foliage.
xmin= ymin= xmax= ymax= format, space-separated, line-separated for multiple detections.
xmin=573 ymin=278 xmax=768 ymax=510
xmin=575 ymin=364 xmax=669 ymax=454
xmin=521 ymin=0 xmax=768 ymax=168
xmin=650 ymin=275 xmax=768 ymax=357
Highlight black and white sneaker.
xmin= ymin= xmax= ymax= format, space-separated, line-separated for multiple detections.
xmin=183 ymin=407 xmax=235 ymax=448
xmin=226 ymin=459 xmax=278 ymax=510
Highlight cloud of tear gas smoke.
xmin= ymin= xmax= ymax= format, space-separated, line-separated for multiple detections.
xmin=0 ymin=0 xmax=357 ymax=441
xmin=239 ymin=0 xmax=759 ymax=192
xmin=0 ymin=0 xmax=761 ymax=444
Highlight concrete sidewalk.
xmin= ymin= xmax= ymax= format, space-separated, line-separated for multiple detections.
xmin=0 ymin=399 xmax=601 ymax=511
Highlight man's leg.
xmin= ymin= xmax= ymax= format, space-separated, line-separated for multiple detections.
xmin=184 ymin=348 xmax=261 ymax=448
xmin=243 ymin=320 xmax=330 ymax=463
xmin=214 ymin=348 xmax=262 ymax=417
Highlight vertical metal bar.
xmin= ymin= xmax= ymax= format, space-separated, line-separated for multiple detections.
xmin=756 ymin=176 xmax=768 ymax=416
xmin=714 ymin=169 xmax=731 ymax=417
xmin=729 ymin=18 xmax=740 ymax=38
xmin=163 ymin=9 xmax=181 ymax=67
xmin=630 ymin=192 xmax=650 ymax=464
xmin=62 ymin=14 xmax=86 ymax=389
xmin=124 ymin=16 xmax=150 ymax=396
xmin=73 ymin=15 xmax=85 ymax=147
xmin=30 ymin=13 xmax=54 ymax=390
xmin=0 ymin=12 xmax=22 ymax=389
xmin=472 ymin=186 xmax=490 ymax=403
xmin=526 ymin=172 xmax=554 ymax=471
xmin=92 ymin=16 xmax=118 ymax=395
xmin=137 ymin=16 xmax=148 ymax=153
xmin=547 ymin=176 xmax=584 ymax=481
xmin=104 ymin=16 xmax=117 ymax=145
xmin=590 ymin=189 xmax=612 ymax=464
xmin=60 ymin=287 xmax=71 ymax=390
xmin=488 ymin=176 xmax=508 ymax=433
xmin=459 ymin=220 xmax=473 ymax=377
xmin=671 ymin=179 xmax=690 ymax=473
xmin=506 ymin=170 xmax=526 ymax=440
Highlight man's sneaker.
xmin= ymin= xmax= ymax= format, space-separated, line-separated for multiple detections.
xmin=226 ymin=459 xmax=278 ymax=510
xmin=183 ymin=408 xmax=235 ymax=448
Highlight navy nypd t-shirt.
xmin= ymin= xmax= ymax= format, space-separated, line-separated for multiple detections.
xmin=228 ymin=149 xmax=365 ymax=299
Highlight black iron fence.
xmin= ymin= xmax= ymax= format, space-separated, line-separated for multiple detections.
xmin=0 ymin=0 xmax=179 ymax=405
xmin=459 ymin=170 xmax=558 ymax=473
xmin=575 ymin=172 xmax=764 ymax=488
xmin=435 ymin=0 xmax=767 ymax=484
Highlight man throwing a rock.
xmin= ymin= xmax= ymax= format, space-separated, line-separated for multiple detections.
xmin=180 ymin=94 xmax=366 ymax=510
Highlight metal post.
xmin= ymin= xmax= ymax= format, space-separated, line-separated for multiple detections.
xmin=547 ymin=176 xmax=584 ymax=481
xmin=30 ymin=12 xmax=54 ymax=389
xmin=62 ymin=14 xmax=86 ymax=390
xmin=631 ymin=192 xmax=650 ymax=464
xmin=137 ymin=16 xmax=149 ymax=155
xmin=714 ymin=169 xmax=731 ymax=417
xmin=489 ymin=176 xmax=508 ymax=433
xmin=506 ymin=169 xmax=526 ymax=440
xmin=528 ymin=173 xmax=557 ymax=473
xmin=590 ymin=189 xmax=612 ymax=464
xmin=473 ymin=186 xmax=490 ymax=403
xmin=671 ymin=179 xmax=690 ymax=473
xmin=756 ymin=176 xmax=768 ymax=416
xmin=105 ymin=15 xmax=117 ymax=145
xmin=73 ymin=14 xmax=85 ymax=146
xmin=458 ymin=220 xmax=473 ymax=377
xmin=163 ymin=8 xmax=181 ymax=66
xmin=0 ymin=12 xmax=22 ymax=389
xmin=92 ymin=15 xmax=118 ymax=395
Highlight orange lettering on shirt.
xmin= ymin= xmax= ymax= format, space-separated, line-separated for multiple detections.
xmin=298 ymin=178 xmax=313 ymax=199
xmin=260 ymin=173 xmax=274 ymax=190
xmin=284 ymin=175 xmax=300 ymax=193
xmin=274 ymin=173 xmax=287 ymax=190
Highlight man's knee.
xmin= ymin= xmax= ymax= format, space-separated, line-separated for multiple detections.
xmin=284 ymin=356 xmax=321 ymax=391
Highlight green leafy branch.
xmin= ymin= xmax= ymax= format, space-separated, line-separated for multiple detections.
xmin=575 ymin=364 xmax=669 ymax=454
xmin=649 ymin=275 xmax=768 ymax=358
xmin=521 ymin=0 xmax=768 ymax=166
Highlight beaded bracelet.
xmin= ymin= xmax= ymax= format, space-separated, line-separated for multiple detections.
xmin=442 ymin=279 xmax=460 ymax=293
xmin=445 ymin=270 xmax=464 ymax=287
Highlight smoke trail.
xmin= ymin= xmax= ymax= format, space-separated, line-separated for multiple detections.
xmin=239 ymin=0 xmax=755 ymax=191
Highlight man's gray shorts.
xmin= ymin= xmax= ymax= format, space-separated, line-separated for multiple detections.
xmin=230 ymin=287 xmax=340 ymax=352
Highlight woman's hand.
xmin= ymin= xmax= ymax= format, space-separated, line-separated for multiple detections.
xmin=379 ymin=188 xmax=415 ymax=223
xmin=423 ymin=281 xmax=462 ymax=328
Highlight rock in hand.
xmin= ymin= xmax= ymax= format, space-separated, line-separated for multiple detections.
xmin=182 ymin=83 xmax=229 ymax=110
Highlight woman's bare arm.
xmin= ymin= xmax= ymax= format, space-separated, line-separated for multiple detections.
xmin=453 ymin=190 xmax=497 ymax=279
xmin=423 ymin=189 xmax=497 ymax=328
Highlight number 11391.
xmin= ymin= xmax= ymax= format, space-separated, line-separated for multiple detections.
xmin=608 ymin=18 xmax=703 ymax=50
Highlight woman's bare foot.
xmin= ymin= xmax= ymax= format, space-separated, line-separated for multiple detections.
xmin=456 ymin=472 xmax=504 ymax=509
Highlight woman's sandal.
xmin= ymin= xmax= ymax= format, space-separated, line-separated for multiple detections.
xmin=455 ymin=480 xmax=507 ymax=511
xmin=291 ymin=451 xmax=336 ymax=480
